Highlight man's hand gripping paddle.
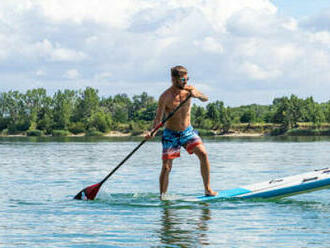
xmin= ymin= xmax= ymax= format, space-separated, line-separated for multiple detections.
xmin=74 ymin=93 xmax=192 ymax=200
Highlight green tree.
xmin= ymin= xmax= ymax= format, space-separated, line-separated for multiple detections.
xmin=37 ymin=95 xmax=53 ymax=134
xmin=272 ymin=96 xmax=290 ymax=129
xmin=288 ymin=94 xmax=304 ymax=126
xmin=222 ymin=107 xmax=232 ymax=133
xmin=136 ymin=102 xmax=158 ymax=121
xmin=206 ymin=102 xmax=220 ymax=127
xmin=240 ymin=109 xmax=256 ymax=123
xmin=325 ymin=101 xmax=330 ymax=122
xmin=0 ymin=92 xmax=9 ymax=130
xmin=52 ymin=89 xmax=76 ymax=130
xmin=111 ymin=94 xmax=131 ymax=123
xmin=89 ymin=109 xmax=112 ymax=132
xmin=24 ymin=88 xmax=49 ymax=130
xmin=73 ymin=87 xmax=100 ymax=128
xmin=131 ymin=92 xmax=156 ymax=121
xmin=206 ymin=103 xmax=220 ymax=121
xmin=272 ymin=96 xmax=301 ymax=129
xmin=5 ymin=91 xmax=29 ymax=132
xmin=262 ymin=107 xmax=275 ymax=123
xmin=192 ymin=106 xmax=206 ymax=128
xmin=304 ymin=97 xmax=325 ymax=127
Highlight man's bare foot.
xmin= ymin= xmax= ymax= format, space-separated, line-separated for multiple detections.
xmin=205 ymin=189 xmax=218 ymax=197
xmin=160 ymin=193 xmax=167 ymax=200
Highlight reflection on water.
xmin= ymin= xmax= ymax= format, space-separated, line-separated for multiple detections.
xmin=197 ymin=206 xmax=211 ymax=246
xmin=158 ymin=203 xmax=211 ymax=247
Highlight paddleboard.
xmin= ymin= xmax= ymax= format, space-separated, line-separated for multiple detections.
xmin=186 ymin=168 xmax=330 ymax=202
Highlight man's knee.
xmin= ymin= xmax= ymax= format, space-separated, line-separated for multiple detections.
xmin=162 ymin=160 xmax=173 ymax=172
xmin=193 ymin=145 xmax=208 ymax=159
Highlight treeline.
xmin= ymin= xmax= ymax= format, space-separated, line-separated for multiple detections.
xmin=0 ymin=88 xmax=157 ymax=136
xmin=0 ymin=88 xmax=329 ymax=136
xmin=192 ymin=95 xmax=329 ymax=135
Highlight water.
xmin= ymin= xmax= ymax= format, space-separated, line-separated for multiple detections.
xmin=1 ymin=136 xmax=330 ymax=247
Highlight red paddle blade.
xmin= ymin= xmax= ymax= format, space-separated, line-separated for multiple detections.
xmin=74 ymin=183 xmax=102 ymax=200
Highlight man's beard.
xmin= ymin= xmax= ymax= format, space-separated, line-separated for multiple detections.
xmin=176 ymin=82 xmax=186 ymax=89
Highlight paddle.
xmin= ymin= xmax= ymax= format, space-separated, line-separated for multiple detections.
xmin=74 ymin=93 xmax=192 ymax=200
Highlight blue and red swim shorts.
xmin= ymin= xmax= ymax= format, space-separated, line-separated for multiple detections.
xmin=162 ymin=125 xmax=202 ymax=160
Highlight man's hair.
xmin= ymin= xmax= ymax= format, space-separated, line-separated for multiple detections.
xmin=171 ymin=65 xmax=187 ymax=79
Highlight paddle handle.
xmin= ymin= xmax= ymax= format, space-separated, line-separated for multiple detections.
xmin=99 ymin=93 xmax=192 ymax=185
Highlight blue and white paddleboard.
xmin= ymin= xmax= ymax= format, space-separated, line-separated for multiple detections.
xmin=186 ymin=168 xmax=330 ymax=202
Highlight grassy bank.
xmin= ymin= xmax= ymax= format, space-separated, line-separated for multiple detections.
xmin=1 ymin=123 xmax=330 ymax=137
xmin=228 ymin=123 xmax=330 ymax=137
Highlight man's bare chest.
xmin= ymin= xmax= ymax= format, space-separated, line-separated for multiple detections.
xmin=165 ymin=93 xmax=191 ymax=113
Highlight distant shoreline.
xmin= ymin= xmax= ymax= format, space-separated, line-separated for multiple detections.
xmin=0 ymin=132 xmax=263 ymax=138
xmin=1 ymin=128 xmax=329 ymax=138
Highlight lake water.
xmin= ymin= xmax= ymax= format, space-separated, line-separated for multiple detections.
xmin=1 ymin=136 xmax=330 ymax=247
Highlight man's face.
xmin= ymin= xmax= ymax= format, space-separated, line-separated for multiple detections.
xmin=174 ymin=73 xmax=189 ymax=89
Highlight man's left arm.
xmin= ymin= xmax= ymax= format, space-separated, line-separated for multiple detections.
xmin=185 ymin=85 xmax=208 ymax=102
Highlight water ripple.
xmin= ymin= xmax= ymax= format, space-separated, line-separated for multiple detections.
xmin=0 ymin=137 xmax=329 ymax=247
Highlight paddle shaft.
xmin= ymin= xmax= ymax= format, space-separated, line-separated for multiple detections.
xmin=98 ymin=93 xmax=192 ymax=186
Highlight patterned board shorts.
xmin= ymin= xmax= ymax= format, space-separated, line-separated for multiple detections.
xmin=162 ymin=125 xmax=202 ymax=160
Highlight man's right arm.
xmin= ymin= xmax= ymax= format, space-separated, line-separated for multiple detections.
xmin=145 ymin=94 xmax=166 ymax=139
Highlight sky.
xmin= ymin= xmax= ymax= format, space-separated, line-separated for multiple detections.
xmin=0 ymin=0 xmax=329 ymax=106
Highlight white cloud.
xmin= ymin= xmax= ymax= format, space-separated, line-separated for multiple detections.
xmin=64 ymin=69 xmax=80 ymax=79
xmin=85 ymin=35 xmax=99 ymax=45
xmin=94 ymin=72 xmax=112 ymax=81
xmin=271 ymin=44 xmax=303 ymax=65
xmin=194 ymin=37 xmax=223 ymax=54
xmin=0 ymin=0 xmax=329 ymax=105
xmin=197 ymin=0 xmax=277 ymax=33
xmin=0 ymin=30 xmax=17 ymax=61
xmin=227 ymin=8 xmax=277 ymax=37
xmin=34 ymin=39 xmax=87 ymax=62
xmin=308 ymin=31 xmax=330 ymax=45
xmin=51 ymin=47 xmax=87 ymax=62
xmin=282 ymin=17 xmax=298 ymax=31
xmin=36 ymin=69 xmax=46 ymax=76
xmin=240 ymin=62 xmax=282 ymax=80
xmin=34 ymin=0 xmax=152 ymax=28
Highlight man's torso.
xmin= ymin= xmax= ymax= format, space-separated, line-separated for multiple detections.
xmin=162 ymin=88 xmax=191 ymax=131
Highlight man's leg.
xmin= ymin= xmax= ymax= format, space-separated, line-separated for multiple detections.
xmin=159 ymin=159 xmax=173 ymax=197
xmin=192 ymin=144 xmax=217 ymax=196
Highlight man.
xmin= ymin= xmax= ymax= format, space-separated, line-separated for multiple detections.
xmin=146 ymin=65 xmax=217 ymax=199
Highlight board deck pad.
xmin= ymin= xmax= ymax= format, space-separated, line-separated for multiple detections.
xmin=186 ymin=168 xmax=330 ymax=202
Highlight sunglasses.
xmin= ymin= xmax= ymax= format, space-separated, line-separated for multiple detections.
xmin=180 ymin=77 xmax=189 ymax=82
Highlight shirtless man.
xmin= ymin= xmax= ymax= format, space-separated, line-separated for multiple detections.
xmin=146 ymin=65 xmax=217 ymax=199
